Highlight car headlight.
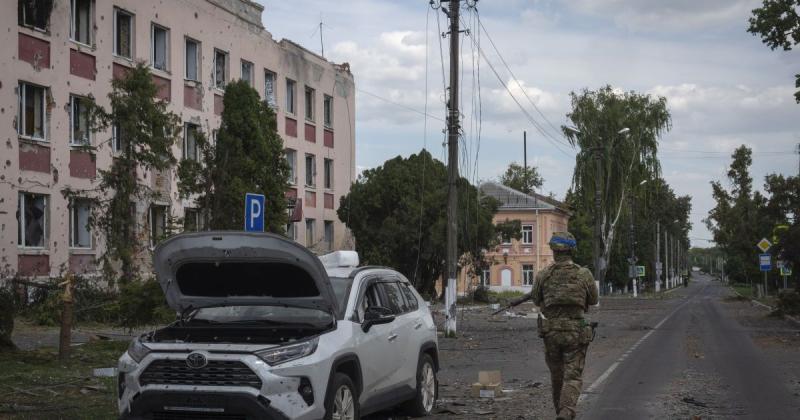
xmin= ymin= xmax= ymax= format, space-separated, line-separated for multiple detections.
xmin=255 ymin=337 xmax=319 ymax=366
xmin=127 ymin=338 xmax=151 ymax=363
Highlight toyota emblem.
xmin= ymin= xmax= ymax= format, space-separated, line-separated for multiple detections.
xmin=186 ymin=352 xmax=208 ymax=369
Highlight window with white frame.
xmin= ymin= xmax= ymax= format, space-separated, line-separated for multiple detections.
xmin=323 ymin=158 xmax=333 ymax=189
xmin=304 ymin=86 xmax=315 ymax=121
xmin=70 ymin=95 xmax=91 ymax=146
xmin=214 ymin=49 xmax=228 ymax=89
xmin=264 ymin=70 xmax=277 ymax=109
xmin=69 ymin=198 xmax=92 ymax=248
xmin=149 ymin=204 xmax=168 ymax=247
xmin=18 ymin=82 xmax=46 ymax=141
xmin=241 ymin=60 xmax=254 ymax=86
xmin=70 ymin=0 xmax=92 ymax=45
xmin=286 ymin=222 xmax=296 ymax=240
xmin=305 ymin=153 xmax=316 ymax=187
xmin=183 ymin=123 xmax=199 ymax=161
xmin=480 ymin=269 xmax=490 ymax=286
xmin=113 ymin=8 xmax=133 ymax=58
xmin=17 ymin=192 xmax=48 ymax=248
xmin=324 ymin=221 xmax=334 ymax=250
xmin=305 ymin=218 xmax=315 ymax=247
xmin=522 ymin=224 xmax=534 ymax=244
xmin=286 ymin=79 xmax=296 ymax=114
xmin=111 ymin=123 xmax=125 ymax=153
xmin=523 ymin=264 xmax=535 ymax=286
xmin=151 ymin=23 xmax=169 ymax=71
xmin=19 ymin=0 xmax=52 ymax=31
xmin=323 ymin=94 xmax=333 ymax=128
xmin=285 ymin=149 xmax=297 ymax=184
xmin=185 ymin=37 xmax=199 ymax=81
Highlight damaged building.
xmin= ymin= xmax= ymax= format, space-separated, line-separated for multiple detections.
xmin=1 ymin=0 xmax=357 ymax=279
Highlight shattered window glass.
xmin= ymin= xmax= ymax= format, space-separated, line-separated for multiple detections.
xmin=19 ymin=0 xmax=53 ymax=31
xmin=70 ymin=0 xmax=91 ymax=45
xmin=70 ymin=95 xmax=90 ymax=146
xmin=18 ymin=82 xmax=46 ymax=140
xmin=214 ymin=49 xmax=227 ymax=88
xmin=264 ymin=70 xmax=277 ymax=109
xmin=17 ymin=192 xmax=47 ymax=248
xmin=114 ymin=8 xmax=133 ymax=58
xmin=69 ymin=198 xmax=91 ymax=248
xmin=152 ymin=24 xmax=168 ymax=71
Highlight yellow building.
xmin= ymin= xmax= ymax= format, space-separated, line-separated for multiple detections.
xmin=457 ymin=182 xmax=571 ymax=296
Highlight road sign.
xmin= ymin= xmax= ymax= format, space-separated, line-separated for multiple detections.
xmin=759 ymin=253 xmax=771 ymax=272
xmin=244 ymin=193 xmax=265 ymax=232
xmin=636 ymin=266 xmax=646 ymax=277
xmin=781 ymin=266 xmax=792 ymax=276
xmin=756 ymin=238 xmax=772 ymax=253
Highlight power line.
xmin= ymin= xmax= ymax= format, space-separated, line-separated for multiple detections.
xmin=356 ymin=88 xmax=445 ymax=122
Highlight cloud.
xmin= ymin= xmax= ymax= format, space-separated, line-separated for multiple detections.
xmin=565 ymin=0 xmax=755 ymax=31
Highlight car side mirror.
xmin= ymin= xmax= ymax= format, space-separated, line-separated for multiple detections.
xmin=362 ymin=306 xmax=395 ymax=332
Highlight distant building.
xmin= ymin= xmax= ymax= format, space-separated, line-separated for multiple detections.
xmin=457 ymin=182 xmax=571 ymax=295
xmin=2 ymin=0 xmax=355 ymax=279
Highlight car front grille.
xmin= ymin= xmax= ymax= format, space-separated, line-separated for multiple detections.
xmin=151 ymin=412 xmax=247 ymax=420
xmin=140 ymin=359 xmax=262 ymax=389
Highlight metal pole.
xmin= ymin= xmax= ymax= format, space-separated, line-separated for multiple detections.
xmin=655 ymin=221 xmax=660 ymax=292
xmin=593 ymin=147 xmax=604 ymax=294
xmin=523 ymin=131 xmax=528 ymax=193
xmin=628 ymin=188 xmax=637 ymax=297
xmin=444 ymin=0 xmax=460 ymax=336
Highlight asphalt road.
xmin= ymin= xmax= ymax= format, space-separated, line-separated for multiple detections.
xmin=580 ymin=274 xmax=800 ymax=420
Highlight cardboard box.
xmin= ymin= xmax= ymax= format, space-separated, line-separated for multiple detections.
xmin=471 ymin=382 xmax=504 ymax=398
xmin=478 ymin=370 xmax=502 ymax=385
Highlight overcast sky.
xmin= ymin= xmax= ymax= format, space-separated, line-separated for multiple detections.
xmin=257 ymin=0 xmax=800 ymax=248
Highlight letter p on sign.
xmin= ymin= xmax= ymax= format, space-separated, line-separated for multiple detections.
xmin=244 ymin=193 xmax=265 ymax=232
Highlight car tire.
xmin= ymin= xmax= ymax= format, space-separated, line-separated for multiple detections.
xmin=324 ymin=372 xmax=360 ymax=420
xmin=404 ymin=353 xmax=438 ymax=417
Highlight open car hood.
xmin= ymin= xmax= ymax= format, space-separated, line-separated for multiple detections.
xmin=153 ymin=231 xmax=338 ymax=315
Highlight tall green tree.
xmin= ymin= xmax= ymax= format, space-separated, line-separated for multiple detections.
xmin=748 ymin=0 xmax=800 ymax=103
xmin=178 ymin=80 xmax=290 ymax=232
xmin=499 ymin=162 xmax=543 ymax=194
xmin=763 ymin=174 xmax=800 ymax=287
xmin=338 ymin=150 xmax=500 ymax=296
xmin=86 ymin=63 xmax=180 ymax=284
xmin=562 ymin=86 xmax=672 ymax=288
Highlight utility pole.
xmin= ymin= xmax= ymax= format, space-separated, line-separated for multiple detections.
xmin=665 ymin=231 xmax=670 ymax=289
xmin=523 ymin=131 xmax=528 ymax=193
xmin=628 ymin=188 xmax=637 ymax=297
xmin=444 ymin=0 xmax=461 ymax=336
xmin=593 ymin=146 xmax=604 ymax=294
xmin=655 ymin=221 xmax=661 ymax=292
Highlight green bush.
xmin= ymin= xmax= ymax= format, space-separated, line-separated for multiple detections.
xmin=472 ymin=285 xmax=491 ymax=303
xmin=488 ymin=290 xmax=525 ymax=303
xmin=775 ymin=289 xmax=800 ymax=316
xmin=117 ymin=278 xmax=175 ymax=329
xmin=0 ymin=285 xmax=17 ymax=350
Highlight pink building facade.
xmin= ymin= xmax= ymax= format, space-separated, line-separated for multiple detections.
xmin=2 ymin=0 xmax=356 ymax=278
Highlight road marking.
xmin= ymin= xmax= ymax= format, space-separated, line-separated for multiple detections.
xmin=579 ymin=294 xmax=695 ymax=401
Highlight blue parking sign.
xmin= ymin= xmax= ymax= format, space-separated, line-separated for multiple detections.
xmin=244 ymin=193 xmax=265 ymax=232
xmin=759 ymin=253 xmax=771 ymax=272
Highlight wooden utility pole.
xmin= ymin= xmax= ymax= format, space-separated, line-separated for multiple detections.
xmin=59 ymin=273 xmax=75 ymax=360
xmin=593 ymin=147 xmax=604 ymax=293
xmin=444 ymin=0 xmax=460 ymax=336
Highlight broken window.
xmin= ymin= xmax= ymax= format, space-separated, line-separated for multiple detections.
xmin=183 ymin=123 xmax=199 ymax=161
xmin=151 ymin=24 xmax=168 ymax=71
xmin=18 ymin=82 xmax=46 ymax=141
xmin=17 ymin=192 xmax=47 ymax=248
xmin=324 ymin=158 xmax=333 ymax=189
xmin=214 ymin=49 xmax=228 ymax=89
xmin=480 ymin=269 xmax=490 ymax=286
xmin=241 ymin=60 xmax=253 ymax=86
xmin=70 ymin=0 xmax=91 ymax=45
xmin=111 ymin=123 xmax=126 ymax=154
xmin=523 ymin=264 xmax=535 ymax=286
xmin=70 ymin=95 xmax=90 ymax=146
xmin=183 ymin=208 xmax=203 ymax=232
xmin=305 ymin=218 xmax=315 ymax=247
xmin=324 ymin=95 xmax=333 ymax=128
xmin=324 ymin=220 xmax=333 ymax=251
xmin=69 ymin=198 xmax=91 ymax=248
xmin=114 ymin=8 xmax=133 ymax=59
xmin=286 ymin=222 xmax=296 ymax=240
xmin=286 ymin=79 xmax=296 ymax=114
xmin=185 ymin=38 xmax=199 ymax=81
xmin=286 ymin=149 xmax=297 ymax=184
xmin=305 ymin=153 xmax=316 ymax=187
xmin=19 ymin=0 xmax=53 ymax=31
xmin=305 ymin=86 xmax=315 ymax=121
xmin=149 ymin=204 xmax=168 ymax=247
xmin=264 ymin=70 xmax=277 ymax=109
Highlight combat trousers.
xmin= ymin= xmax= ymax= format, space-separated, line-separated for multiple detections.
xmin=544 ymin=330 xmax=588 ymax=419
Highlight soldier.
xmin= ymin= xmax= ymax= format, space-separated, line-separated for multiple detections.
xmin=510 ymin=231 xmax=598 ymax=420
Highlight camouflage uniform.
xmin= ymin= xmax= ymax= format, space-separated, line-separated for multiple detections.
xmin=528 ymin=233 xmax=598 ymax=420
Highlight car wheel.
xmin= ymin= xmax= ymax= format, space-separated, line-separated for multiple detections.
xmin=325 ymin=372 xmax=359 ymax=420
xmin=404 ymin=353 xmax=438 ymax=417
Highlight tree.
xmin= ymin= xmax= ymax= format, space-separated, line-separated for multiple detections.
xmin=748 ymin=0 xmax=800 ymax=103
xmin=84 ymin=63 xmax=180 ymax=284
xmin=499 ymin=162 xmax=543 ymax=193
xmin=562 ymin=86 xmax=672 ymax=289
xmin=763 ymin=174 xmax=800 ymax=287
xmin=178 ymin=80 xmax=290 ymax=233
xmin=338 ymin=150 xmax=501 ymax=296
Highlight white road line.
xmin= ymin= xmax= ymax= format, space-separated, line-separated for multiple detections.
xmin=579 ymin=294 xmax=695 ymax=401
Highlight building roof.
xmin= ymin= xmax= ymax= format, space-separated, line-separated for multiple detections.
xmin=480 ymin=181 xmax=567 ymax=212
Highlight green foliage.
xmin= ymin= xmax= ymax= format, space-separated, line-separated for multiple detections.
xmin=748 ymin=0 xmax=800 ymax=103
xmin=117 ymin=278 xmax=174 ymax=329
xmin=0 ymin=285 xmax=16 ymax=351
xmin=338 ymin=150 xmax=499 ymax=296
xmin=472 ymin=285 xmax=491 ymax=303
xmin=775 ymin=289 xmax=800 ymax=315
xmin=499 ymin=162 xmax=543 ymax=193
xmin=179 ymin=80 xmax=290 ymax=233
xmin=562 ymin=86 xmax=672 ymax=285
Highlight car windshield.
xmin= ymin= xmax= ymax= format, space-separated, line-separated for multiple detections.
xmin=330 ymin=276 xmax=353 ymax=311
xmin=191 ymin=305 xmax=333 ymax=326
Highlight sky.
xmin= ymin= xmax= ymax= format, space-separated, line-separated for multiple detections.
xmin=256 ymin=0 xmax=800 ymax=248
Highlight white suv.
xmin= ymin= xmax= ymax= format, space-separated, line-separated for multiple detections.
xmin=117 ymin=232 xmax=439 ymax=420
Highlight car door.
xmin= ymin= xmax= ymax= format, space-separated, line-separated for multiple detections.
xmin=353 ymin=276 xmax=404 ymax=402
xmin=377 ymin=279 xmax=417 ymax=387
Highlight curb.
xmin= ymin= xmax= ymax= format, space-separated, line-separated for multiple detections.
xmin=730 ymin=287 xmax=800 ymax=326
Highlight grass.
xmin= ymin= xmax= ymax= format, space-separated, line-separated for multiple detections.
xmin=0 ymin=340 xmax=128 ymax=419
xmin=729 ymin=283 xmax=778 ymax=307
